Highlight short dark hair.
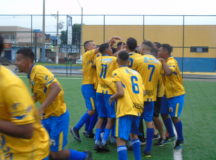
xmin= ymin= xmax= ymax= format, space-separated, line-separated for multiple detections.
xmin=154 ymin=42 xmax=161 ymax=49
xmin=143 ymin=40 xmax=154 ymax=52
xmin=161 ymin=44 xmax=173 ymax=55
xmin=99 ymin=43 xmax=109 ymax=54
xmin=126 ymin=37 xmax=137 ymax=51
xmin=84 ymin=40 xmax=93 ymax=50
xmin=117 ymin=41 xmax=125 ymax=47
xmin=0 ymin=35 xmax=4 ymax=54
xmin=118 ymin=51 xmax=129 ymax=61
xmin=16 ymin=48 xmax=35 ymax=61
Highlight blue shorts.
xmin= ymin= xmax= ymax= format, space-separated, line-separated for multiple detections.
xmin=81 ymin=84 xmax=96 ymax=111
xmin=142 ymin=102 xmax=154 ymax=122
xmin=115 ymin=115 xmax=140 ymax=141
xmin=43 ymin=157 xmax=49 ymax=160
xmin=160 ymin=95 xmax=185 ymax=117
xmin=42 ymin=110 xmax=70 ymax=152
xmin=96 ymin=93 xmax=115 ymax=118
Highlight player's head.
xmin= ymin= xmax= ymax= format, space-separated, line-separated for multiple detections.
xmin=116 ymin=41 xmax=126 ymax=51
xmin=15 ymin=48 xmax=35 ymax=73
xmin=126 ymin=37 xmax=137 ymax=52
xmin=152 ymin=42 xmax=161 ymax=57
xmin=117 ymin=50 xmax=129 ymax=66
xmin=0 ymin=35 xmax=4 ymax=56
xmin=84 ymin=40 xmax=96 ymax=52
xmin=158 ymin=44 xmax=173 ymax=59
xmin=99 ymin=43 xmax=112 ymax=55
xmin=153 ymin=42 xmax=161 ymax=49
xmin=139 ymin=40 xmax=154 ymax=55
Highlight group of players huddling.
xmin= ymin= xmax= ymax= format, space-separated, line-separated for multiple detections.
xmin=71 ymin=36 xmax=185 ymax=160
xmin=0 ymin=35 xmax=185 ymax=160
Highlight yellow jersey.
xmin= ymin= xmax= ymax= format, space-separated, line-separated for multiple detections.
xmin=128 ymin=52 xmax=142 ymax=69
xmin=93 ymin=53 xmax=101 ymax=90
xmin=0 ymin=66 xmax=49 ymax=160
xmin=82 ymin=49 xmax=97 ymax=85
xmin=28 ymin=65 xmax=66 ymax=119
xmin=112 ymin=67 xmax=144 ymax=118
xmin=95 ymin=55 xmax=118 ymax=94
xmin=162 ymin=57 xmax=185 ymax=98
xmin=134 ymin=54 xmax=162 ymax=102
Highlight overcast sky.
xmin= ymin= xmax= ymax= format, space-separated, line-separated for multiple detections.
xmin=1 ymin=0 xmax=216 ymax=15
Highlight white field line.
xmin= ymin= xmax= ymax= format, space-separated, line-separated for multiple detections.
xmin=173 ymin=123 xmax=183 ymax=160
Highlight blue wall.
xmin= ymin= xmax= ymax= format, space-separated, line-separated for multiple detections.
xmin=176 ymin=57 xmax=216 ymax=72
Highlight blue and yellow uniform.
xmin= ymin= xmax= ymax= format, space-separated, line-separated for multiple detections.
xmin=160 ymin=57 xmax=186 ymax=117
xmin=112 ymin=67 xmax=144 ymax=140
xmin=82 ymin=49 xmax=97 ymax=111
xmin=128 ymin=52 xmax=142 ymax=69
xmin=0 ymin=66 xmax=49 ymax=160
xmin=95 ymin=55 xmax=118 ymax=118
xmin=28 ymin=64 xmax=69 ymax=152
xmin=133 ymin=54 xmax=162 ymax=122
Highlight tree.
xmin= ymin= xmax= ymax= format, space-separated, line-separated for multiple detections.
xmin=72 ymin=24 xmax=81 ymax=45
xmin=59 ymin=24 xmax=81 ymax=46
xmin=60 ymin=30 xmax=67 ymax=46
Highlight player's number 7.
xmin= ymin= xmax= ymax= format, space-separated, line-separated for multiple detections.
xmin=148 ymin=65 xmax=155 ymax=82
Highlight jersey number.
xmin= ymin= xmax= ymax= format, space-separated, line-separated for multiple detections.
xmin=148 ymin=65 xmax=155 ymax=81
xmin=100 ymin=64 xmax=108 ymax=78
xmin=129 ymin=58 xmax=133 ymax=68
xmin=131 ymin=76 xmax=139 ymax=94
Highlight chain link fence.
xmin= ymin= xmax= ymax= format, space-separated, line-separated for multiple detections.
xmin=0 ymin=14 xmax=216 ymax=78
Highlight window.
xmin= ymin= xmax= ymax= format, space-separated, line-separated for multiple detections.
xmin=190 ymin=47 xmax=208 ymax=53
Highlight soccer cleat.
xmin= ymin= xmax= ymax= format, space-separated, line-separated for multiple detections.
xmin=94 ymin=144 xmax=103 ymax=152
xmin=143 ymin=151 xmax=152 ymax=158
xmin=84 ymin=151 xmax=93 ymax=160
xmin=174 ymin=140 xmax=184 ymax=150
xmin=153 ymin=134 xmax=160 ymax=140
xmin=70 ymin=127 xmax=81 ymax=142
xmin=100 ymin=144 xmax=110 ymax=152
xmin=138 ymin=135 xmax=146 ymax=145
xmin=154 ymin=138 xmax=165 ymax=146
xmin=164 ymin=136 xmax=176 ymax=144
xmin=83 ymin=131 xmax=95 ymax=138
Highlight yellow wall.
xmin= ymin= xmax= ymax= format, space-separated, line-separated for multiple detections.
xmin=82 ymin=25 xmax=216 ymax=58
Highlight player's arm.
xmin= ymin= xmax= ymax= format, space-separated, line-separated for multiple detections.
xmin=158 ymin=58 xmax=172 ymax=76
xmin=1 ymin=85 xmax=35 ymax=139
xmin=0 ymin=120 xmax=33 ymax=139
xmin=109 ymin=81 xmax=124 ymax=103
xmin=39 ymin=82 xmax=61 ymax=114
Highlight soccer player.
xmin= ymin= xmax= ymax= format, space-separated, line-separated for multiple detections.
xmin=110 ymin=51 xmax=144 ymax=160
xmin=151 ymin=41 xmax=167 ymax=146
xmin=71 ymin=37 xmax=121 ymax=141
xmin=94 ymin=43 xmax=118 ymax=152
xmin=71 ymin=40 xmax=98 ymax=141
xmin=158 ymin=44 xmax=185 ymax=149
xmin=125 ymin=37 xmax=145 ymax=144
xmin=15 ymin=48 xmax=92 ymax=160
xmin=126 ymin=37 xmax=142 ymax=69
xmin=134 ymin=40 xmax=163 ymax=157
xmin=0 ymin=36 xmax=49 ymax=160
